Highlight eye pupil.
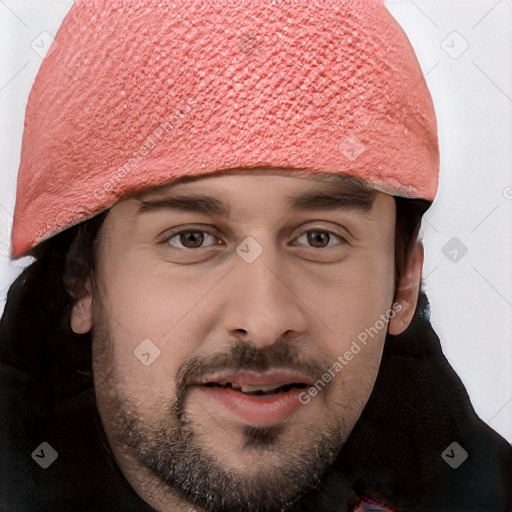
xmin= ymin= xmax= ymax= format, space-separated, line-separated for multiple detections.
xmin=307 ymin=231 xmax=329 ymax=248
xmin=181 ymin=231 xmax=205 ymax=248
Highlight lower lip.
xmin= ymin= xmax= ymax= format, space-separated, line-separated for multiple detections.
xmin=197 ymin=385 xmax=305 ymax=425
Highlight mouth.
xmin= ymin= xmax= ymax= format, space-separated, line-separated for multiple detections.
xmin=196 ymin=370 xmax=314 ymax=425
xmin=203 ymin=381 xmax=309 ymax=395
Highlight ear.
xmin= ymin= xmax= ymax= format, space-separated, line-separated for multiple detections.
xmin=388 ymin=240 xmax=424 ymax=335
xmin=70 ymin=276 xmax=93 ymax=334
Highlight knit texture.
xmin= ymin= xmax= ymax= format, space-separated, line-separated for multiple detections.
xmin=12 ymin=0 xmax=439 ymax=257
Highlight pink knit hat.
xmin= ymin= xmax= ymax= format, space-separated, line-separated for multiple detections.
xmin=11 ymin=0 xmax=439 ymax=258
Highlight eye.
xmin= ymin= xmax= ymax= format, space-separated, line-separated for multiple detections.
xmin=293 ymin=229 xmax=346 ymax=249
xmin=163 ymin=229 xmax=220 ymax=249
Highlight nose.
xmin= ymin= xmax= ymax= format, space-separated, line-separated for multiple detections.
xmin=222 ymin=242 xmax=308 ymax=348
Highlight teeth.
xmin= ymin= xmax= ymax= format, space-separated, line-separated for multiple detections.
xmin=240 ymin=382 xmax=288 ymax=393
xmin=209 ymin=381 xmax=305 ymax=393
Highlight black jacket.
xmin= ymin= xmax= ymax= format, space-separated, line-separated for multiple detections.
xmin=1 ymin=254 xmax=511 ymax=511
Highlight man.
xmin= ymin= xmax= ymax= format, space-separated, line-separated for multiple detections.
xmin=1 ymin=0 xmax=510 ymax=511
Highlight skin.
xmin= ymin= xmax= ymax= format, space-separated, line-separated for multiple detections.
xmin=71 ymin=169 xmax=423 ymax=512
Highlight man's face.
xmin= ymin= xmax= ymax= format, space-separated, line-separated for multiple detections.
xmin=81 ymin=171 xmax=400 ymax=511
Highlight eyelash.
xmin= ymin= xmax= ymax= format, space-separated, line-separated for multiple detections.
xmin=159 ymin=226 xmax=347 ymax=250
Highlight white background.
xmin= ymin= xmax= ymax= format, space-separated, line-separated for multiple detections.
xmin=1 ymin=0 xmax=511 ymax=442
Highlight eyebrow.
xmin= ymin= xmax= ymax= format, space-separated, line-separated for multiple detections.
xmin=136 ymin=187 xmax=376 ymax=217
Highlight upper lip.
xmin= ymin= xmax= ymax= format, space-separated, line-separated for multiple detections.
xmin=197 ymin=369 xmax=315 ymax=387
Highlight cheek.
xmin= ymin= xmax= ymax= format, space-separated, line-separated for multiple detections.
xmin=93 ymin=263 xmax=211 ymax=415
xmin=102 ymin=250 xmax=217 ymax=337
xmin=294 ymin=249 xmax=394 ymax=408
xmin=305 ymin=249 xmax=395 ymax=348
xmin=307 ymin=254 xmax=393 ymax=412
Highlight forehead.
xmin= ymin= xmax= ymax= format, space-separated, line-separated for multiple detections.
xmin=128 ymin=169 xmax=383 ymax=220
xmin=137 ymin=168 xmax=372 ymax=194
xmin=133 ymin=168 xmax=378 ymax=203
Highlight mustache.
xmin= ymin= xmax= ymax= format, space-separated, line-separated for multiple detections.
xmin=179 ymin=338 xmax=328 ymax=387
